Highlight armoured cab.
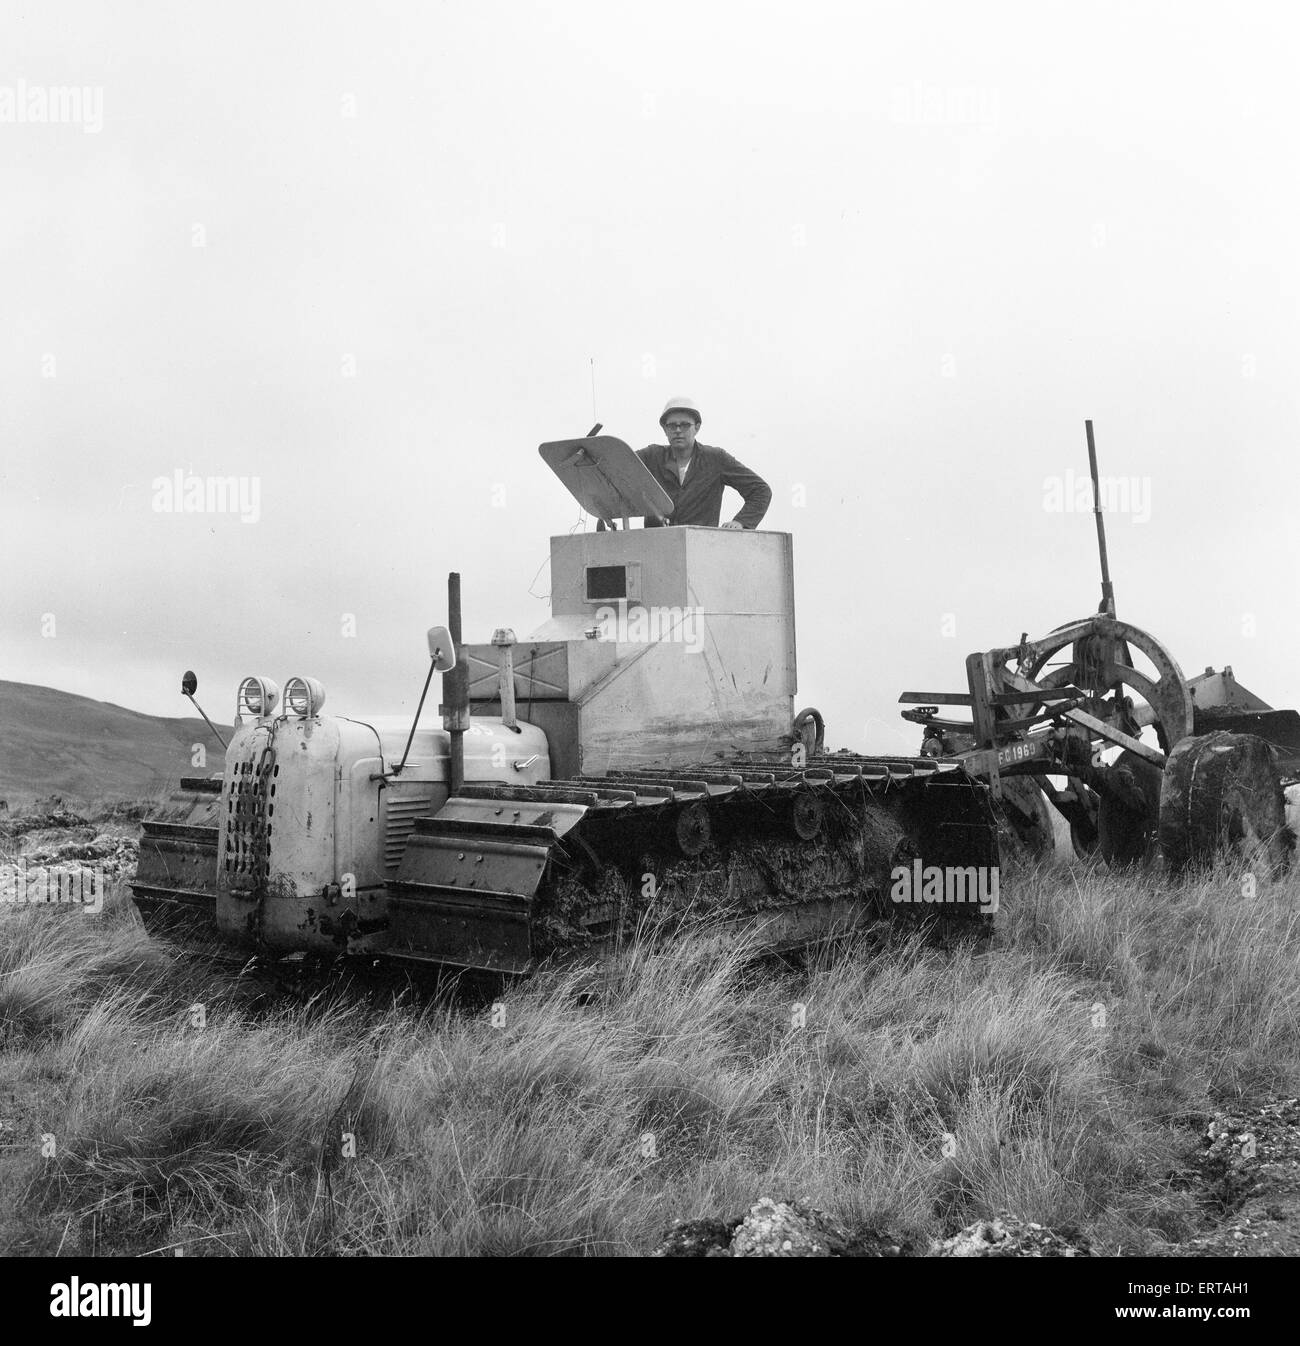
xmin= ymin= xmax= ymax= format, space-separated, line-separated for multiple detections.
xmin=460 ymin=436 xmax=798 ymax=775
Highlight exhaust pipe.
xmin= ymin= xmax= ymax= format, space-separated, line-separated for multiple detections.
xmin=441 ymin=572 xmax=470 ymax=794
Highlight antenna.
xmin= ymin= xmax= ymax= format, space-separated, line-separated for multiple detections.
xmin=590 ymin=357 xmax=597 ymax=424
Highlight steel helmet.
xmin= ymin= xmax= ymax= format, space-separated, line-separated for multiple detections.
xmin=659 ymin=396 xmax=701 ymax=427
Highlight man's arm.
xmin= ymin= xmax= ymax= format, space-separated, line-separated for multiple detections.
xmin=719 ymin=450 xmax=772 ymax=529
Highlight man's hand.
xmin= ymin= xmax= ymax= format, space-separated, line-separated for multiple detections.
xmin=720 ymin=520 xmax=744 ymax=531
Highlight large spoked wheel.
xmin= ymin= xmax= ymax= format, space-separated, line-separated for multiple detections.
xmin=1021 ymin=617 xmax=1194 ymax=753
xmin=993 ymin=618 xmax=1191 ymax=869
xmin=1158 ymin=732 xmax=1294 ymax=877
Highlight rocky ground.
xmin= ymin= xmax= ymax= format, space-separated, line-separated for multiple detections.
xmin=653 ymin=1199 xmax=1093 ymax=1257
xmin=1165 ymin=1097 xmax=1300 ymax=1256
xmin=656 ymin=1109 xmax=1300 ymax=1254
xmin=651 ymin=1098 xmax=1300 ymax=1254
xmin=0 ymin=801 xmax=144 ymax=888
xmin=653 ymin=1099 xmax=1300 ymax=1256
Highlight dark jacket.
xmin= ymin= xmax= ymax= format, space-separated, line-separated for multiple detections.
xmin=635 ymin=442 xmax=772 ymax=529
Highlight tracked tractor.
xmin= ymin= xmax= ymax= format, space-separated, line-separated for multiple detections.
xmin=133 ymin=436 xmax=999 ymax=972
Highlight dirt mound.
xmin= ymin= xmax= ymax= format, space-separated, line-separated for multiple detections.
xmin=0 ymin=800 xmax=89 ymax=838
xmin=653 ymin=1199 xmax=914 ymax=1257
xmin=931 ymin=1214 xmax=1091 ymax=1257
xmin=11 ymin=828 xmax=140 ymax=883
xmin=655 ymin=1199 xmax=1096 ymax=1257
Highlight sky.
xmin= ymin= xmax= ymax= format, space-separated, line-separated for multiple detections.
xmin=2 ymin=0 xmax=1297 ymax=757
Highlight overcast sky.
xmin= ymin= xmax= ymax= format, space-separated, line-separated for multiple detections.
xmin=2 ymin=0 xmax=1297 ymax=756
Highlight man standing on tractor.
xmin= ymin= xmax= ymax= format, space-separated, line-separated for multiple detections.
xmin=636 ymin=396 xmax=772 ymax=530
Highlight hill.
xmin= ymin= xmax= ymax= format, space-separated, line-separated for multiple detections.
xmin=0 ymin=680 xmax=228 ymax=806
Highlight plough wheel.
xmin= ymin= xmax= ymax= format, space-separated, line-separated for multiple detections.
xmin=1158 ymin=731 xmax=1293 ymax=877
xmin=1097 ymin=750 xmax=1162 ymax=868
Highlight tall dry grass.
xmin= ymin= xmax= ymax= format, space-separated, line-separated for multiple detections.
xmin=1 ymin=849 xmax=1297 ymax=1256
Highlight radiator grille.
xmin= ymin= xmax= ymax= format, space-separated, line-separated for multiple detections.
xmin=384 ymin=790 xmax=436 ymax=873
xmin=224 ymin=746 xmax=276 ymax=883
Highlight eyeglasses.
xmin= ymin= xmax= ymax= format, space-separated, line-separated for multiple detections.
xmin=664 ymin=421 xmax=695 ymax=432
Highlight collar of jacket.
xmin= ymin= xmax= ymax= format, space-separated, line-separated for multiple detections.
xmin=654 ymin=440 xmax=714 ymax=464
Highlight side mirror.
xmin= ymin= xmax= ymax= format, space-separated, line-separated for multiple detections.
xmin=181 ymin=670 xmax=198 ymax=696
xmin=427 ymin=625 xmax=457 ymax=672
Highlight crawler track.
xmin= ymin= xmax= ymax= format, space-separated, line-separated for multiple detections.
xmin=386 ymin=755 xmax=999 ymax=973
xmin=133 ymin=756 xmax=999 ymax=975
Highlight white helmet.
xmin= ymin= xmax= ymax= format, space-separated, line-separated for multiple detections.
xmin=659 ymin=396 xmax=701 ymax=427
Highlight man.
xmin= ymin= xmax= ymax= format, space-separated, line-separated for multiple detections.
xmin=636 ymin=396 xmax=771 ymax=529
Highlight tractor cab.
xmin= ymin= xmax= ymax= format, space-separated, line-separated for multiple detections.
xmin=459 ymin=436 xmax=799 ymax=775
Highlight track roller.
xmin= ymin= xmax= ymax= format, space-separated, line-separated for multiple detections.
xmin=790 ymin=792 xmax=824 ymax=841
xmin=672 ymin=802 xmax=712 ymax=857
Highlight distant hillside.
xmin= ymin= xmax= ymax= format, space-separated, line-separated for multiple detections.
xmin=0 ymin=681 xmax=229 ymax=806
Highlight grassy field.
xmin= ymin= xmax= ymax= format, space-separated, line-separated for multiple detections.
xmin=1 ymin=805 xmax=1297 ymax=1257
